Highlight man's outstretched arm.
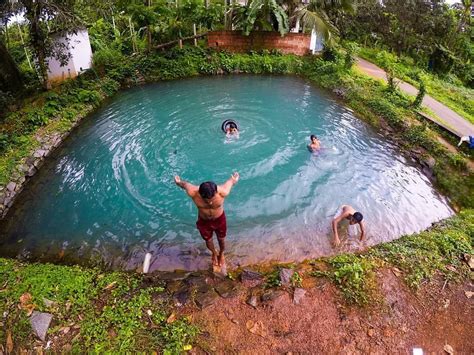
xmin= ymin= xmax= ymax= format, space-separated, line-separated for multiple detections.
xmin=174 ymin=175 xmax=197 ymax=197
xmin=219 ymin=172 xmax=239 ymax=197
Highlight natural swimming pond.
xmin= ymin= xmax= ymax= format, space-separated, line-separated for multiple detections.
xmin=0 ymin=76 xmax=453 ymax=270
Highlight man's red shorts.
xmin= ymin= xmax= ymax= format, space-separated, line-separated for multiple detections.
xmin=196 ymin=212 xmax=227 ymax=241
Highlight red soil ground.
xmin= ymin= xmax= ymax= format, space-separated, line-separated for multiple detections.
xmin=189 ymin=269 xmax=473 ymax=354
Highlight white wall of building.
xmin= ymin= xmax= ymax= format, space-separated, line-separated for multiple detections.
xmin=70 ymin=30 xmax=93 ymax=73
xmin=47 ymin=29 xmax=92 ymax=85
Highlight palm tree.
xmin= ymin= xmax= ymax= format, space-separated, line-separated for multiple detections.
xmin=232 ymin=0 xmax=355 ymax=40
xmin=293 ymin=0 xmax=355 ymax=41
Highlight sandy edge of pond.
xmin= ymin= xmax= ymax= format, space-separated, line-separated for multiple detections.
xmin=188 ymin=268 xmax=473 ymax=354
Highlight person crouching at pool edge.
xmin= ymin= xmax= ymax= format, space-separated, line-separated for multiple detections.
xmin=308 ymin=134 xmax=320 ymax=151
xmin=332 ymin=204 xmax=365 ymax=247
xmin=174 ymin=172 xmax=239 ymax=268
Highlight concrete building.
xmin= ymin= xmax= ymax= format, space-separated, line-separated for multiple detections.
xmin=47 ymin=29 xmax=93 ymax=85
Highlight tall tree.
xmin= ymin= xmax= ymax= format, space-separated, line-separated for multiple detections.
xmin=16 ymin=0 xmax=80 ymax=89
xmin=0 ymin=39 xmax=24 ymax=94
xmin=0 ymin=1 xmax=24 ymax=94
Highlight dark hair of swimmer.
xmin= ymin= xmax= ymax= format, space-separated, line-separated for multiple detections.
xmin=310 ymin=134 xmax=317 ymax=140
xmin=229 ymin=122 xmax=237 ymax=129
xmin=352 ymin=212 xmax=363 ymax=223
xmin=199 ymin=181 xmax=218 ymax=199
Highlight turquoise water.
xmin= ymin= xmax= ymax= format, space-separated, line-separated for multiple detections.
xmin=0 ymin=76 xmax=453 ymax=270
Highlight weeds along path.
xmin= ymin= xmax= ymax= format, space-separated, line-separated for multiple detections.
xmin=356 ymin=58 xmax=474 ymax=138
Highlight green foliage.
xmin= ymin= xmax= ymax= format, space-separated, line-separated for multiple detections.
xmin=92 ymin=48 xmax=126 ymax=76
xmin=412 ymin=76 xmax=426 ymax=109
xmin=264 ymin=268 xmax=282 ymax=288
xmin=233 ymin=0 xmax=289 ymax=36
xmin=322 ymin=44 xmax=342 ymax=62
xmin=343 ymin=41 xmax=359 ymax=69
xmin=360 ymin=47 xmax=474 ymax=124
xmin=290 ymin=271 xmax=303 ymax=288
xmin=337 ymin=0 xmax=474 ymax=86
xmin=25 ymin=109 xmax=49 ymax=128
xmin=0 ymin=90 xmax=14 ymax=116
xmin=0 ymin=259 xmax=198 ymax=353
xmin=310 ymin=210 xmax=474 ymax=304
xmin=370 ymin=210 xmax=473 ymax=289
xmin=313 ymin=254 xmax=375 ymax=306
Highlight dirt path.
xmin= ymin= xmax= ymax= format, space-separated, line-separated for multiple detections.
xmin=356 ymin=58 xmax=474 ymax=138
xmin=189 ymin=269 xmax=473 ymax=353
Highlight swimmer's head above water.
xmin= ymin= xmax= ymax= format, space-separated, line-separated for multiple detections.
xmin=308 ymin=134 xmax=320 ymax=151
xmin=226 ymin=122 xmax=239 ymax=135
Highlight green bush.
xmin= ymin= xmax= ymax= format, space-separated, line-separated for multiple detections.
xmin=0 ymin=90 xmax=14 ymax=118
xmin=313 ymin=254 xmax=376 ymax=306
xmin=92 ymin=48 xmax=126 ymax=76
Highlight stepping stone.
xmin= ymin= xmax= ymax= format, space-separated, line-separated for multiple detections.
xmin=240 ymin=269 xmax=263 ymax=282
xmin=261 ymin=289 xmax=286 ymax=303
xmin=293 ymin=288 xmax=306 ymax=305
xmin=30 ymin=311 xmax=53 ymax=341
xmin=214 ymin=280 xmax=239 ymax=299
xmin=6 ymin=182 xmax=16 ymax=192
xmin=279 ymin=268 xmax=294 ymax=286
xmin=158 ymin=270 xmax=190 ymax=281
xmin=173 ymin=288 xmax=191 ymax=307
xmin=246 ymin=294 xmax=258 ymax=308
xmin=195 ymin=290 xmax=219 ymax=309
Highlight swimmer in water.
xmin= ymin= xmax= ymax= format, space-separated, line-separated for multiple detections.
xmin=226 ymin=122 xmax=239 ymax=137
xmin=332 ymin=204 xmax=365 ymax=247
xmin=174 ymin=173 xmax=239 ymax=268
xmin=308 ymin=134 xmax=320 ymax=151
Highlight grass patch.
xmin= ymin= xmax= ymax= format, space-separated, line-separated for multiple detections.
xmin=0 ymin=260 xmax=198 ymax=353
xmin=311 ymin=254 xmax=377 ymax=306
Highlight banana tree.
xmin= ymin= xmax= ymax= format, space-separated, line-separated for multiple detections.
xmin=232 ymin=0 xmax=289 ymax=36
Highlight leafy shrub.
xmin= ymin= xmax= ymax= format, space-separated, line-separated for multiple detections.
xmin=0 ymin=90 xmax=14 ymax=117
xmin=366 ymin=98 xmax=404 ymax=128
xmin=343 ymin=41 xmax=360 ymax=69
xmin=371 ymin=212 xmax=473 ymax=288
xmin=322 ymin=44 xmax=341 ymax=62
xmin=314 ymin=254 xmax=376 ymax=306
xmin=0 ymin=132 xmax=9 ymax=153
xmin=92 ymin=48 xmax=126 ymax=76
xmin=25 ymin=109 xmax=49 ymax=128
xmin=77 ymin=89 xmax=101 ymax=107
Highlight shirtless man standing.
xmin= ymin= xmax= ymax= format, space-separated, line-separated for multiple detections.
xmin=332 ymin=204 xmax=365 ymax=247
xmin=174 ymin=172 xmax=239 ymax=267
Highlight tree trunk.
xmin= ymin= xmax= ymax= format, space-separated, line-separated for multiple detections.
xmin=0 ymin=40 xmax=24 ymax=94
xmin=24 ymin=0 xmax=49 ymax=90
xmin=147 ymin=25 xmax=152 ymax=52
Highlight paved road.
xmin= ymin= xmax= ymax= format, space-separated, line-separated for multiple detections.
xmin=356 ymin=58 xmax=474 ymax=138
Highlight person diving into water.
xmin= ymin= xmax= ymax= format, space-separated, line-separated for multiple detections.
xmin=174 ymin=173 xmax=239 ymax=269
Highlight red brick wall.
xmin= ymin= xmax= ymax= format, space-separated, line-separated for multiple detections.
xmin=207 ymin=31 xmax=311 ymax=56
